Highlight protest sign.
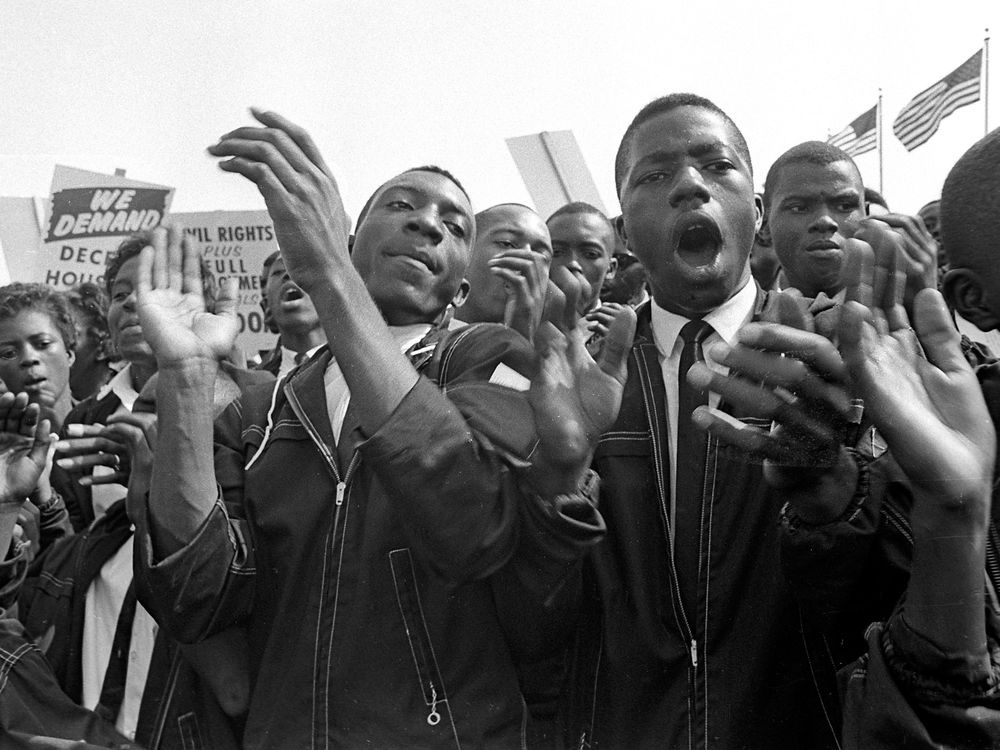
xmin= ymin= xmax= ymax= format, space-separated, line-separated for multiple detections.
xmin=41 ymin=166 xmax=173 ymax=290
xmin=172 ymin=210 xmax=278 ymax=357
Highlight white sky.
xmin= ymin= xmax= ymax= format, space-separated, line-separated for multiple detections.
xmin=2 ymin=0 xmax=998 ymax=221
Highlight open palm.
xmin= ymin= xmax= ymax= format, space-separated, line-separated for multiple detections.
xmin=136 ymin=225 xmax=239 ymax=365
xmin=0 ymin=394 xmax=52 ymax=509
xmin=839 ymin=289 xmax=994 ymax=510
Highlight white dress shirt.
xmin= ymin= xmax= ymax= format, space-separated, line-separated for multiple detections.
xmin=90 ymin=365 xmax=139 ymax=520
xmin=278 ymin=344 xmax=324 ymax=379
xmin=325 ymin=324 xmax=432 ymax=441
xmin=649 ymin=278 xmax=758 ymax=539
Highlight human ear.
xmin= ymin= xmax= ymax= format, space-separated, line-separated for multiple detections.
xmin=753 ymin=193 xmax=764 ymax=235
xmin=614 ymin=215 xmax=628 ymax=250
xmin=450 ymin=279 xmax=471 ymax=308
xmin=943 ymin=268 xmax=1000 ymax=331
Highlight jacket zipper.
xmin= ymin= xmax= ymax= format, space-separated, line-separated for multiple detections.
xmin=635 ymin=345 xmax=699 ymax=667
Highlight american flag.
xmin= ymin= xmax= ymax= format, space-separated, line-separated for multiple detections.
xmin=828 ymin=105 xmax=877 ymax=156
xmin=893 ymin=50 xmax=983 ymax=151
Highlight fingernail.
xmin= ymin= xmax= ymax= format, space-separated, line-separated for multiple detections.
xmin=56 ymin=459 xmax=71 ymax=469
xmin=707 ymin=342 xmax=731 ymax=361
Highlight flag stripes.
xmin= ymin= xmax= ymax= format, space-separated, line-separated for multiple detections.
xmin=892 ymin=50 xmax=982 ymax=151
xmin=828 ymin=105 xmax=877 ymax=156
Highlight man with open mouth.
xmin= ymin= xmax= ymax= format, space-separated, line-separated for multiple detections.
xmin=565 ymin=94 xmax=870 ymax=749
xmin=255 ymin=251 xmax=326 ymax=378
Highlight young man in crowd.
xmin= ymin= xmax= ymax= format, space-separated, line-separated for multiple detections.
xmin=455 ymin=202 xmax=551 ymax=341
xmin=566 ymin=94 xmax=873 ymax=749
xmin=133 ymin=110 xmax=631 ymax=747
xmin=254 ymin=250 xmax=326 ymax=377
xmin=547 ymin=202 xmax=617 ymax=318
xmin=759 ymin=141 xmax=868 ymax=300
xmin=758 ymin=141 xmax=938 ymax=342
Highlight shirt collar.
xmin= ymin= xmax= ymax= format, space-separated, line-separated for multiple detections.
xmin=650 ymin=277 xmax=757 ymax=357
xmin=96 ymin=363 xmax=140 ymax=412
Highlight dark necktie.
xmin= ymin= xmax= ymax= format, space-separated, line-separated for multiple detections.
xmin=294 ymin=350 xmax=308 ymax=366
xmin=674 ymin=319 xmax=714 ymax=614
xmin=94 ymin=580 xmax=138 ymax=725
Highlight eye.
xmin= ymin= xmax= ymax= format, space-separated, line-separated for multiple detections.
xmin=837 ymin=201 xmax=860 ymax=213
xmin=444 ymin=221 xmax=466 ymax=239
xmin=495 ymin=239 xmax=516 ymax=249
xmin=387 ymin=200 xmax=413 ymax=210
xmin=0 ymin=348 xmax=16 ymax=360
xmin=705 ymin=160 xmax=736 ymax=173
xmin=786 ymin=204 xmax=807 ymax=214
xmin=551 ymin=246 xmax=565 ymax=258
xmin=34 ymin=338 xmax=54 ymax=351
xmin=636 ymin=171 xmax=669 ymax=186
xmin=111 ymin=292 xmax=129 ymax=303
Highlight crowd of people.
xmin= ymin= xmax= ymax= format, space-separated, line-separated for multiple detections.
xmin=0 ymin=93 xmax=998 ymax=749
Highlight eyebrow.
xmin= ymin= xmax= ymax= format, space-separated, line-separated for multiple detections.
xmin=781 ymin=188 xmax=862 ymax=203
xmin=635 ymin=141 xmax=733 ymax=167
xmin=383 ymin=184 xmax=472 ymax=223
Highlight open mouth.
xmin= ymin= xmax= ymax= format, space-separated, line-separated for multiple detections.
xmin=675 ymin=218 xmax=722 ymax=265
xmin=281 ymin=285 xmax=305 ymax=302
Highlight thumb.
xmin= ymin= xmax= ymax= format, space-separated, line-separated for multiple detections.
xmin=30 ymin=421 xmax=54 ymax=467
xmin=912 ymin=288 xmax=966 ymax=375
xmin=597 ymin=305 xmax=636 ymax=383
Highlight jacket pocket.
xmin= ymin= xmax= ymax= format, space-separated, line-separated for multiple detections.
xmin=177 ymin=711 xmax=203 ymax=750
xmin=389 ymin=548 xmax=450 ymax=730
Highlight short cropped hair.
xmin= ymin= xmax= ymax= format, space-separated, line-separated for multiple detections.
xmin=762 ymin=141 xmax=862 ymax=212
xmin=615 ymin=93 xmax=752 ymax=198
xmin=0 ymin=282 xmax=77 ymax=353
xmin=547 ymin=202 xmax=616 ymax=251
xmin=941 ymin=127 xmax=1000 ymax=270
xmin=354 ymin=165 xmax=471 ymax=233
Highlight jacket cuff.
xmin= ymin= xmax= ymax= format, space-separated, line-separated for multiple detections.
xmin=881 ymin=610 xmax=1000 ymax=704
xmin=780 ymin=448 xmax=869 ymax=532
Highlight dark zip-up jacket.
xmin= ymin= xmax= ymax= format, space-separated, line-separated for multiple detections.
xmin=16 ymin=500 xmax=240 ymax=749
xmin=565 ymin=296 xmax=866 ymax=750
xmin=134 ymin=323 xmax=604 ymax=749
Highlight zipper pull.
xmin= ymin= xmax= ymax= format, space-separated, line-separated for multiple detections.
xmin=336 ymin=481 xmax=346 ymax=506
xmin=426 ymin=682 xmax=441 ymax=726
xmin=689 ymin=639 xmax=698 ymax=669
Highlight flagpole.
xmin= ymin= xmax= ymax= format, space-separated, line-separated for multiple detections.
xmin=877 ymin=89 xmax=884 ymax=193
xmin=986 ymin=29 xmax=991 ymax=134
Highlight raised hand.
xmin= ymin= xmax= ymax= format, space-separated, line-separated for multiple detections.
xmin=839 ymin=227 xmax=995 ymax=663
xmin=488 ymin=248 xmax=550 ymax=343
xmin=527 ymin=265 xmax=636 ymax=495
xmin=839 ymin=277 xmax=993 ymax=521
xmin=136 ymin=224 xmax=239 ymax=367
xmin=855 ymin=214 xmax=937 ymax=311
xmin=0 ymin=392 xmax=53 ymax=509
xmin=207 ymin=109 xmax=351 ymax=292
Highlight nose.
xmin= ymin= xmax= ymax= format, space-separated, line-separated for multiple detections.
xmin=405 ymin=207 xmax=444 ymax=244
xmin=809 ymin=211 xmax=838 ymax=234
xmin=20 ymin=344 xmax=40 ymax=367
xmin=122 ymin=290 xmax=137 ymax=312
xmin=668 ymin=166 xmax=710 ymax=208
xmin=559 ymin=251 xmax=584 ymax=274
